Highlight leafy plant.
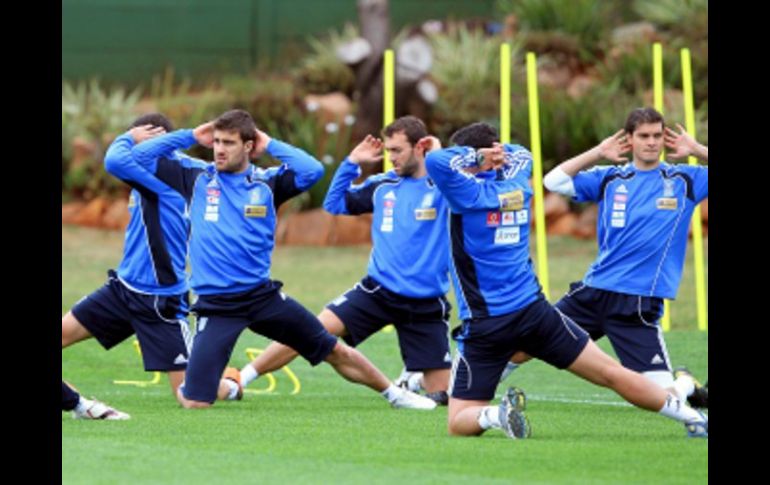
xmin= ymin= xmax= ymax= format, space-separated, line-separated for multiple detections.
xmin=497 ymin=0 xmax=611 ymax=63
xmin=294 ymin=23 xmax=358 ymax=95
xmin=61 ymin=79 xmax=142 ymax=198
xmin=429 ymin=25 xmax=523 ymax=141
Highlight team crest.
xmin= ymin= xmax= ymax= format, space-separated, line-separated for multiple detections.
xmin=663 ymin=179 xmax=675 ymax=197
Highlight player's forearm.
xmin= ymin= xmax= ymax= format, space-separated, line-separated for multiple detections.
xmin=322 ymin=159 xmax=360 ymax=214
xmin=266 ymin=139 xmax=324 ymax=191
xmin=131 ymin=129 xmax=197 ymax=171
xmin=690 ymin=143 xmax=708 ymax=162
xmin=557 ymin=146 xmax=603 ymax=177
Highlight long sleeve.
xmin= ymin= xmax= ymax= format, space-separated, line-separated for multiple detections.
xmin=131 ymin=129 xmax=197 ymax=173
xmin=425 ymin=146 xmax=516 ymax=212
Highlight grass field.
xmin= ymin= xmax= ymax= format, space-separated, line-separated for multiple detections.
xmin=62 ymin=225 xmax=708 ymax=484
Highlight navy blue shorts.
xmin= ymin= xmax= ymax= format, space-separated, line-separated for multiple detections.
xmin=450 ymin=295 xmax=590 ymax=401
xmin=182 ymin=280 xmax=338 ymax=403
xmin=326 ymin=276 xmax=452 ymax=371
xmin=71 ymin=270 xmax=192 ymax=372
xmin=555 ymin=282 xmax=669 ymax=373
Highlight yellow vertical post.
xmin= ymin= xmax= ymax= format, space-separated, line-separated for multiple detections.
xmin=526 ymin=52 xmax=550 ymax=299
xmin=680 ymin=47 xmax=708 ymax=331
xmin=383 ymin=49 xmax=395 ymax=172
xmin=500 ymin=43 xmax=511 ymax=144
xmin=652 ymin=42 xmax=671 ymax=331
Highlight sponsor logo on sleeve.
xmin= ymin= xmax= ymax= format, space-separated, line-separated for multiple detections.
xmin=656 ymin=197 xmax=678 ymax=210
xmin=244 ymin=205 xmax=268 ymax=217
xmin=502 ymin=212 xmax=516 ymax=226
xmin=415 ymin=208 xmax=437 ymax=220
xmin=498 ymin=190 xmax=524 ymax=211
xmin=486 ymin=211 xmax=501 ymax=226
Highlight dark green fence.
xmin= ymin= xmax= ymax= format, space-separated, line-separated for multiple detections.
xmin=63 ymin=0 xmax=494 ymax=86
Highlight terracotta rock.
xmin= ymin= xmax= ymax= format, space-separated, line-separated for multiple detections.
xmin=567 ymin=75 xmax=598 ymax=99
xmin=281 ymin=209 xmax=334 ymax=245
xmin=62 ymin=201 xmax=86 ymax=224
xmin=330 ymin=214 xmax=372 ymax=245
xmin=547 ymin=212 xmax=578 ymax=236
xmin=543 ymin=192 xmax=570 ymax=222
xmin=573 ymin=205 xmax=598 ymax=239
xmin=102 ymin=198 xmax=130 ymax=230
xmin=538 ymin=63 xmax=572 ymax=89
xmin=699 ymin=198 xmax=708 ymax=223
xmin=304 ymin=92 xmax=353 ymax=125
xmin=72 ymin=197 xmax=109 ymax=227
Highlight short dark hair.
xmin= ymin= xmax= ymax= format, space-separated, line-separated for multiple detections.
xmin=382 ymin=115 xmax=427 ymax=145
xmin=213 ymin=109 xmax=257 ymax=143
xmin=450 ymin=122 xmax=498 ymax=149
xmin=130 ymin=112 xmax=173 ymax=132
xmin=624 ymin=107 xmax=664 ymax=134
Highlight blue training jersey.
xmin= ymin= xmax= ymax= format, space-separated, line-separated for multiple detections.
xmin=572 ymin=162 xmax=708 ymax=299
xmin=104 ymin=130 xmax=207 ymax=295
xmin=425 ymin=144 xmax=541 ymax=320
xmin=323 ymin=158 xmax=449 ymax=298
xmin=187 ymin=140 xmax=323 ymax=295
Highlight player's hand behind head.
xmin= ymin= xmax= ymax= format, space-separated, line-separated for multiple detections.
xmin=349 ymin=134 xmax=384 ymax=164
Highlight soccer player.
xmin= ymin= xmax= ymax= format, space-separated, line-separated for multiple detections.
xmin=129 ymin=109 xmax=435 ymax=409
xmin=424 ymin=121 xmax=708 ymax=439
xmin=504 ymin=109 xmax=708 ymax=409
xmin=61 ymin=380 xmax=129 ymax=420
xmin=240 ymin=116 xmax=452 ymax=405
xmin=62 ymin=113 xmax=242 ymax=406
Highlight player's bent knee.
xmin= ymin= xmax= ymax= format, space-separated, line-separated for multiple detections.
xmin=328 ymin=341 xmax=351 ymax=360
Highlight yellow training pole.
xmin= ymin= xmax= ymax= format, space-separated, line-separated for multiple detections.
xmin=526 ymin=52 xmax=550 ymax=299
xmin=383 ymin=49 xmax=395 ymax=172
xmin=500 ymin=44 xmax=511 ymax=144
xmin=652 ymin=42 xmax=671 ymax=331
xmin=680 ymin=47 xmax=708 ymax=331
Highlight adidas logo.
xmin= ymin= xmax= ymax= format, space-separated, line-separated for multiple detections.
xmin=384 ymin=190 xmax=397 ymax=200
xmin=616 ymin=184 xmax=628 ymax=194
xmin=174 ymin=354 xmax=188 ymax=365
xmin=651 ymin=354 xmax=664 ymax=365
xmin=444 ymin=352 xmax=452 ymax=363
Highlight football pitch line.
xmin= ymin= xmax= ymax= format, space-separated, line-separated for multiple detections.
xmin=521 ymin=394 xmax=630 ymax=407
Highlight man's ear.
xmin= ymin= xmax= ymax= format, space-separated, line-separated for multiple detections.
xmin=244 ymin=140 xmax=254 ymax=154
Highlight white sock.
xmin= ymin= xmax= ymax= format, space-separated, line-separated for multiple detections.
xmin=381 ymin=384 xmax=402 ymax=402
xmin=477 ymin=406 xmax=502 ymax=430
xmin=224 ymin=379 xmax=240 ymax=400
xmin=74 ymin=397 xmax=93 ymax=414
xmin=658 ymin=394 xmax=703 ymax=423
xmin=240 ymin=364 xmax=259 ymax=387
xmin=673 ymin=375 xmax=695 ymax=399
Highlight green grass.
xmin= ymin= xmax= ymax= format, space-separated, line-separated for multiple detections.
xmin=62 ymin=226 xmax=707 ymax=484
